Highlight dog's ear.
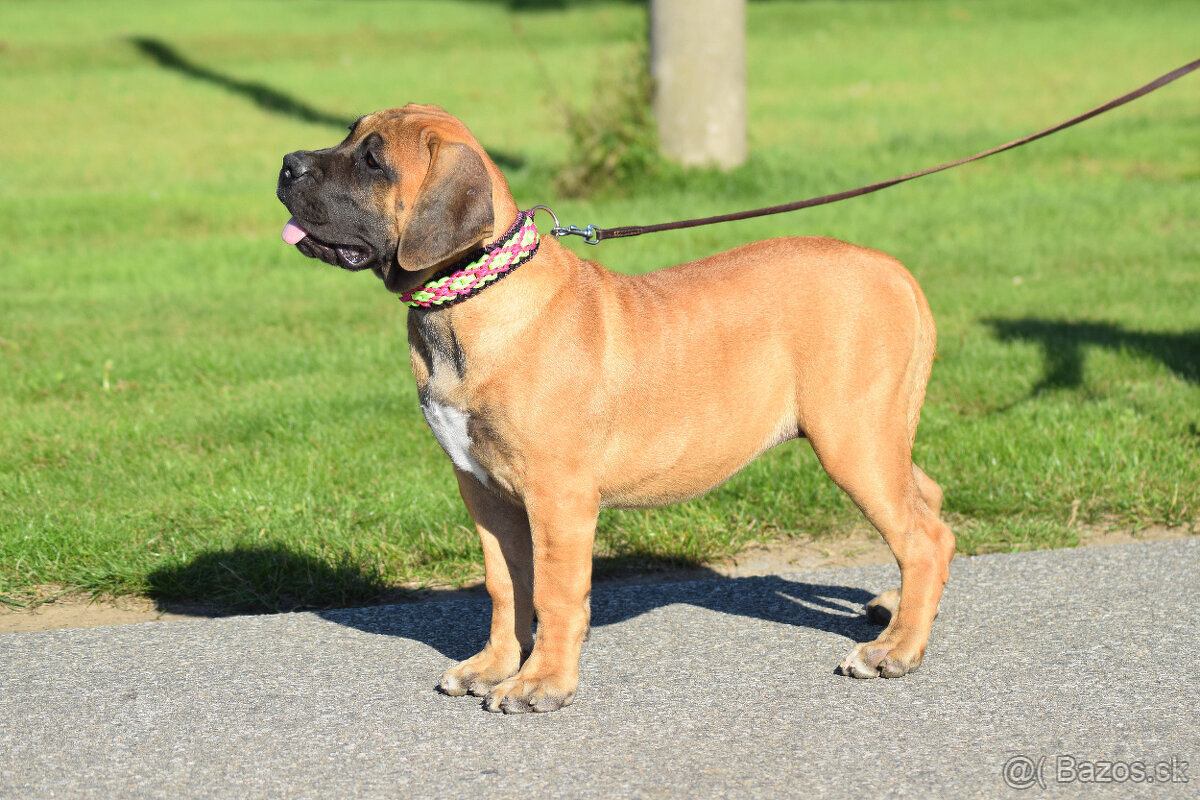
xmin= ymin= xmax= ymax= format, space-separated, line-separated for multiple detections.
xmin=397 ymin=136 xmax=494 ymax=273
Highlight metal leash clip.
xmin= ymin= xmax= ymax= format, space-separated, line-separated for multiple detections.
xmin=529 ymin=205 xmax=602 ymax=245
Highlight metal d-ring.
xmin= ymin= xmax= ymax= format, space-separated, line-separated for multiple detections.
xmin=529 ymin=205 xmax=560 ymax=232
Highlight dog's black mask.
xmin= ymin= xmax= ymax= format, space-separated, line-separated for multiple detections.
xmin=276 ymin=130 xmax=398 ymax=285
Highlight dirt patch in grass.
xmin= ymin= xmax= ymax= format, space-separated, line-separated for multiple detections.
xmin=0 ymin=590 xmax=218 ymax=634
xmin=3 ymin=522 xmax=1192 ymax=635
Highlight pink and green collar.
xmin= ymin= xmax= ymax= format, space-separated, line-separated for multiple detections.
xmin=399 ymin=211 xmax=539 ymax=309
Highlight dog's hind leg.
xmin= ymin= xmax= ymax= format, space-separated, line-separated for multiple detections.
xmin=804 ymin=418 xmax=954 ymax=678
xmin=866 ymin=463 xmax=946 ymax=626
xmin=439 ymin=470 xmax=535 ymax=698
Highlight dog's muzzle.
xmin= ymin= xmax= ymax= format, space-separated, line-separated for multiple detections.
xmin=276 ymin=152 xmax=375 ymax=271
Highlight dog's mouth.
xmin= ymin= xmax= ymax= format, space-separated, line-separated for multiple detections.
xmin=282 ymin=217 xmax=374 ymax=271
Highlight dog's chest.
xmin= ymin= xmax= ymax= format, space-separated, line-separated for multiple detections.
xmin=420 ymin=397 xmax=490 ymax=487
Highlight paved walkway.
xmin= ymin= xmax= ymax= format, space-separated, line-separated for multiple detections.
xmin=2 ymin=539 xmax=1197 ymax=798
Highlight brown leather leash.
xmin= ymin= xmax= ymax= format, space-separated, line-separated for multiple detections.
xmin=542 ymin=58 xmax=1200 ymax=245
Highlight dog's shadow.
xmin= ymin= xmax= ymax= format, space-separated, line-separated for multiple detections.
xmin=316 ymin=571 xmax=884 ymax=662
xmin=146 ymin=545 xmax=886 ymax=662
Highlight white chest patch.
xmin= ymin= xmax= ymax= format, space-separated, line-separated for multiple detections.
xmin=420 ymin=398 xmax=490 ymax=487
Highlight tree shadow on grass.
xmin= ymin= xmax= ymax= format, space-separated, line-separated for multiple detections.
xmin=454 ymin=0 xmax=637 ymax=9
xmin=127 ymin=36 xmax=525 ymax=169
xmin=145 ymin=544 xmax=390 ymax=616
xmin=984 ymin=317 xmax=1200 ymax=394
xmin=146 ymin=544 xmax=883 ymax=661
xmin=129 ymin=36 xmax=349 ymax=128
xmin=455 ymin=0 xmax=857 ymax=9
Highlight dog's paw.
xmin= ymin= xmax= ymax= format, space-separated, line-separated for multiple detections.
xmin=439 ymin=648 xmax=522 ymax=698
xmin=483 ymin=672 xmax=576 ymax=714
xmin=838 ymin=639 xmax=923 ymax=679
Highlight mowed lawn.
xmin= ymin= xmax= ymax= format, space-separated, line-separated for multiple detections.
xmin=1 ymin=0 xmax=1197 ymax=611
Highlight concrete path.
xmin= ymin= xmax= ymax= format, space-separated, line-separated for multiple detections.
xmin=2 ymin=539 xmax=1197 ymax=798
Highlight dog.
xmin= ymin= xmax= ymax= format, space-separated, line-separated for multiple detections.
xmin=276 ymin=105 xmax=955 ymax=713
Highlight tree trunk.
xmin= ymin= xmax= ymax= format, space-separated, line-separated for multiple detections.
xmin=649 ymin=0 xmax=747 ymax=169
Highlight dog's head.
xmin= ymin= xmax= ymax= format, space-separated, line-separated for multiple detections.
xmin=276 ymin=105 xmax=514 ymax=294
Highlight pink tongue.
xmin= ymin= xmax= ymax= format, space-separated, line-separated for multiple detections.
xmin=281 ymin=218 xmax=308 ymax=245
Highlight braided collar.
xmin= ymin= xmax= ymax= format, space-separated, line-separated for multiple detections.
xmin=399 ymin=211 xmax=539 ymax=309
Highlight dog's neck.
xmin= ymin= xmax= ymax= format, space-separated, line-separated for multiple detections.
xmin=405 ymin=231 xmax=584 ymax=398
xmin=399 ymin=211 xmax=539 ymax=309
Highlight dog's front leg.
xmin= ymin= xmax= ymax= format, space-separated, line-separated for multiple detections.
xmin=483 ymin=483 xmax=598 ymax=714
xmin=440 ymin=470 xmax=535 ymax=698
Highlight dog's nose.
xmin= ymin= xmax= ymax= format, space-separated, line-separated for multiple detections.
xmin=280 ymin=151 xmax=317 ymax=185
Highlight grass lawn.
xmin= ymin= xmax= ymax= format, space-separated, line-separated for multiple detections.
xmin=1 ymin=0 xmax=1197 ymax=612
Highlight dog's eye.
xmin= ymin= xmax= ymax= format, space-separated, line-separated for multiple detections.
xmin=363 ymin=151 xmax=382 ymax=171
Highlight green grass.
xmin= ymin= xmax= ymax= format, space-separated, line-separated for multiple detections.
xmin=1 ymin=0 xmax=1197 ymax=612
